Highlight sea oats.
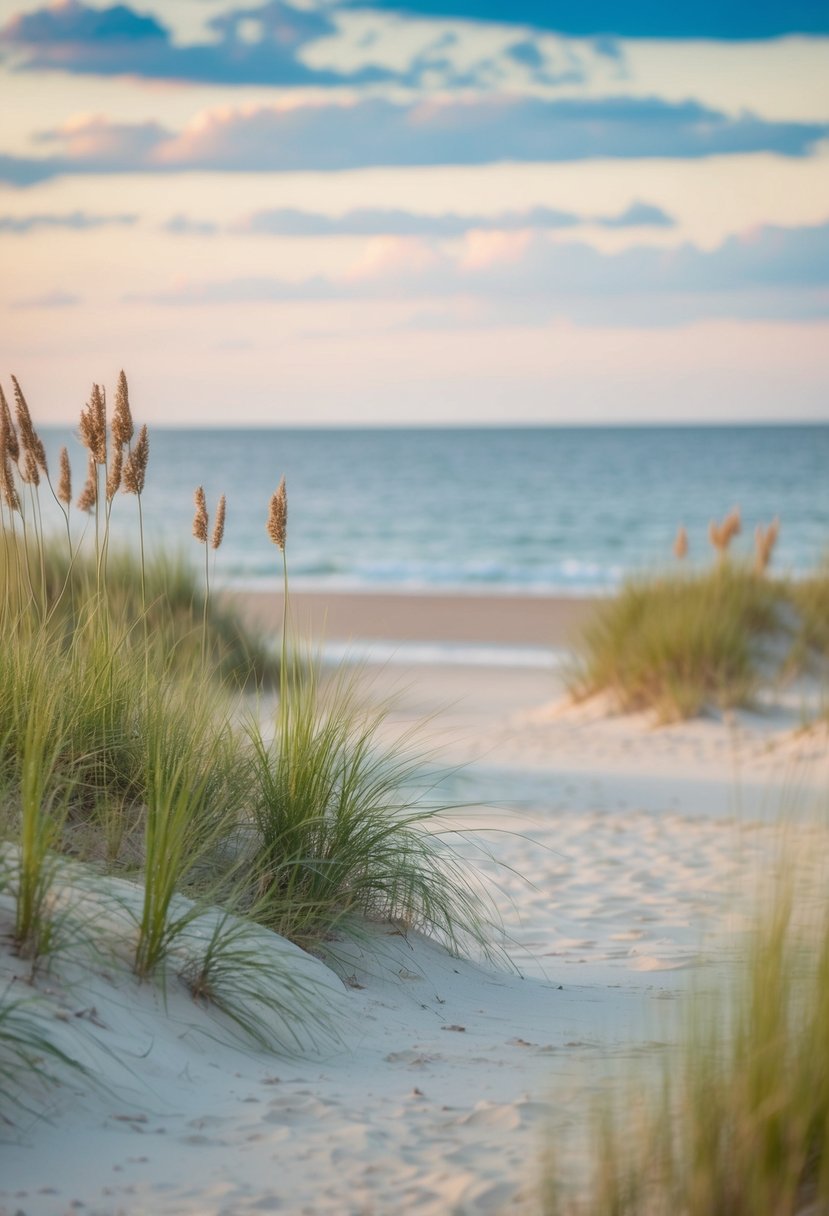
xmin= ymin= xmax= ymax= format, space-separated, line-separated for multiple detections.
xmin=673 ymin=525 xmax=689 ymax=560
xmin=58 ymin=446 xmax=72 ymax=506
xmin=112 ymin=370 xmax=134 ymax=446
xmin=0 ymin=383 xmax=19 ymax=464
xmin=211 ymin=494 xmax=226 ymax=550
xmin=21 ymin=449 xmax=40 ymax=486
xmin=76 ymin=456 xmax=98 ymax=513
xmin=106 ymin=436 xmax=123 ymax=501
xmin=11 ymin=375 xmax=48 ymax=476
xmin=123 ymin=424 xmax=149 ymax=495
xmin=79 ymin=386 xmax=106 ymax=464
xmin=267 ymin=477 xmax=287 ymax=551
xmin=709 ymin=507 xmax=741 ymax=558
xmin=755 ymin=517 xmax=780 ymax=574
xmin=0 ymin=451 xmax=20 ymax=512
xmin=193 ymin=486 xmax=208 ymax=543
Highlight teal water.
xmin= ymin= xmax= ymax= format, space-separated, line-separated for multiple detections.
xmin=38 ymin=424 xmax=829 ymax=594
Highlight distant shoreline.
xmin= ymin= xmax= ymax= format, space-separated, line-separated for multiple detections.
xmin=226 ymin=588 xmax=598 ymax=648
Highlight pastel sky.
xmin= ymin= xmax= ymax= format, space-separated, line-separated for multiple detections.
xmin=1 ymin=0 xmax=828 ymax=424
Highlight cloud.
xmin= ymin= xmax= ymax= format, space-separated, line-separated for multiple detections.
xmin=12 ymin=290 xmax=81 ymax=308
xmin=335 ymin=0 xmax=829 ymax=40
xmin=599 ymin=200 xmax=673 ymax=228
xmin=0 ymin=210 xmax=137 ymax=233
xmin=129 ymin=219 xmax=829 ymax=325
xmin=0 ymin=0 xmax=386 ymax=86
xmin=2 ymin=96 xmax=825 ymax=185
xmin=235 ymin=200 xmax=674 ymax=236
xmin=163 ymin=214 xmax=220 ymax=236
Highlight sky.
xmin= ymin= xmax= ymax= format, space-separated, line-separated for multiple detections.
xmin=1 ymin=0 xmax=828 ymax=425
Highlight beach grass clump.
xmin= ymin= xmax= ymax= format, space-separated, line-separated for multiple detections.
xmin=0 ymin=369 xmax=495 ymax=1098
xmin=132 ymin=684 xmax=248 ymax=980
xmin=11 ymin=704 xmax=71 ymax=964
xmin=0 ymin=538 xmax=271 ymax=688
xmin=543 ymin=862 xmax=829 ymax=1216
xmin=788 ymin=563 xmax=829 ymax=668
xmin=568 ymin=564 xmax=781 ymax=721
xmin=245 ymin=662 xmax=494 ymax=953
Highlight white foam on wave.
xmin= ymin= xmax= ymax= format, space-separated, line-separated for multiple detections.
xmin=319 ymin=639 xmax=567 ymax=670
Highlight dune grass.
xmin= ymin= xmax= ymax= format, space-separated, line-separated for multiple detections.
xmin=246 ymin=660 xmax=493 ymax=954
xmin=0 ymin=984 xmax=84 ymax=1120
xmin=0 ymin=371 xmax=496 ymax=1115
xmin=544 ymin=855 xmax=829 ymax=1216
xmin=568 ymin=563 xmax=827 ymax=722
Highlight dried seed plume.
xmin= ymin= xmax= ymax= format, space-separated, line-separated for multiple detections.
xmin=106 ymin=436 xmax=123 ymax=501
xmin=708 ymin=505 xmax=741 ymax=558
xmin=673 ymin=525 xmax=688 ymax=561
xmin=0 ymin=383 xmax=19 ymax=464
xmin=123 ymin=424 xmax=149 ymax=495
xmin=79 ymin=384 xmax=107 ymax=465
xmin=76 ymin=455 xmax=98 ymax=513
xmin=193 ymin=486 xmax=208 ymax=543
xmin=211 ymin=494 xmax=226 ymax=550
xmin=267 ymin=476 xmax=287 ymax=551
xmin=112 ymin=370 xmax=134 ymax=446
xmin=58 ymin=446 xmax=72 ymax=506
xmin=11 ymin=375 xmax=48 ymax=476
xmin=755 ymin=517 xmax=780 ymax=574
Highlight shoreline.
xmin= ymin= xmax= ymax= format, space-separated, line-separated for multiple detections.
xmin=226 ymin=588 xmax=598 ymax=648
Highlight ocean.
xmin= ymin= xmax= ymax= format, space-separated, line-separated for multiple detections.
xmin=38 ymin=424 xmax=829 ymax=596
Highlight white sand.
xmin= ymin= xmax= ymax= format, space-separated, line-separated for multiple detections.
xmin=1 ymin=653 xmax=827 ymax=1215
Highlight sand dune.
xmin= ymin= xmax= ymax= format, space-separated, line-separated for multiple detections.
xmin=2 ymin=600 xmax=827 ymax=1215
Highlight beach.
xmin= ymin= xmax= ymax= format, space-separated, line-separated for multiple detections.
xmin=2 ymin=589 xmax=827 ymax=1215
xmin=228 ymin=588 xmax=598 ymax=649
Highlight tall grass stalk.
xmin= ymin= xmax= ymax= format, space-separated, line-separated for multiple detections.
xmin=544 ymin=858 xmax=829 ymax=1216
xmin=13 ymin=706 xmax=68 ymax=963
xmin=133 ymin=688 xmax=243 ymax=981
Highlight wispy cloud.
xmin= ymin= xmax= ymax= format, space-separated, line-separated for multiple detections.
xmin=0 ymin=210 xmax=137 ymax=233
xmin=128 ymin=219 xmax=829 ymax=325
xmin=0 ymin=0 xmax=386 ymax=86
xmin=12 ymin=290 xmax=81 ymax=308
xmin=228 ymin=200 xmax=675 ymax=236
xmin=2 ymin=96 xmax=825 ymax=186
xmin=335 ymin=0 xmax=829 ymax=40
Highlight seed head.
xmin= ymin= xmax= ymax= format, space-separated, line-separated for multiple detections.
xmin=79 ymin=384 xmax=107 ymax=465
xmin=754 ymin=517 xmax=780 ymax=574
xmin=21 ymin=449 xmax=40 ymax=486
xmin=0 ymin=451 xmax=20 ymax=512
xmin=122 ymin=424 xmax=148 ymax=495
xmin=266 ymin=476 xmax=287 ymax=551
xmin=106 ymin=436 xmax=123 ymax=501
xmin=76 ymin=455 xmax=98 ymax=513
xmin=673 ymin=525 xmax=688 ymax=561
xmin=112 ymin=370 xmax=134 ymax=446
xmin=0 ymin=383 xmax=19 ymax=464
xmin=58 ymin=446 xmax=72 ymax=506
xmin=11 ymin=375 xmax=48 ymax=476
xmin=211 ymin=494 xmax=226 ymax=550
xmin=709 ymin=506 xmax=741 ymax=559
xmin=193 ymin=485 xmax=208 ymax=543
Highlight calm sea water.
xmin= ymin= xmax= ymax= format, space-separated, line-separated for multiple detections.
xmin=38 ymin=425 xmax=829 ymax=595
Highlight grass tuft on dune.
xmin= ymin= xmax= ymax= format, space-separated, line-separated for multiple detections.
xmin=0 ymin=371 xmax=497 ymax=1122
xmin=568 ymin=562 xmax=829 ymax=722
xmin=544 ymin=849 xmax=829 ymax=1216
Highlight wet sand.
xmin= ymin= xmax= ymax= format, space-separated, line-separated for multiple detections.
xmin=226 ymin=588 xmax=598 ymax=648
